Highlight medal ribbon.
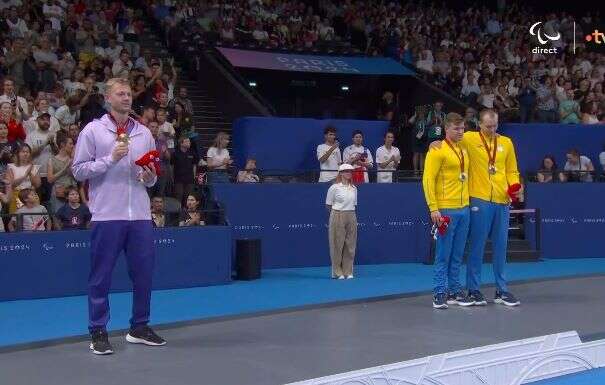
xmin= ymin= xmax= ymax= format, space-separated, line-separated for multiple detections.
xmin=108 ymin=113 xmax=131 ymax=138
xmin=479 ymin=131 xmax=497 ymax=169
xmin=445 ymin=139 xmax=464 ymax=176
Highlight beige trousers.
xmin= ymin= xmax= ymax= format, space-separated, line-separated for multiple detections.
xmin=328 ymin=210 xmax=358 ymax=277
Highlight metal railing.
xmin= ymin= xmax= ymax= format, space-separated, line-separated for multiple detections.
xmin=205 ymin=169 xmax=605 ymax=184
xmin=1 ymin=208 xmax=227 ymax=232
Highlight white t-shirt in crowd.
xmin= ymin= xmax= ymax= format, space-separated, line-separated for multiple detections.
xmin=375 ymin=145 xmax=401 ymax=183
xmin=159 ymin=121 xmax=175 ymax=148
xmin=54 ymin=105 xmax=79 ymax=127
xmin=25 ymin=129 xmax=53 ymax=177
xmin=207 ymin=147 xmax=230 ymax=170
xmin=326 ymin=182 xmax=357 ymax=211
xmin=316 ymin=143 xmax=341 ymax=182
xmin=343 ymin=144 xmax=373 ymax=183
xmin=564 ymin=155 xmax=593 ymax=182
xmin=8 ymin=163 xmax=40 ymax=190
xmin=25 ymin=116 xmax=60 ymax=135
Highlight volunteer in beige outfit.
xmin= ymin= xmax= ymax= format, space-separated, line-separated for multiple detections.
xmin=326 ymin=163 xmax=358 ymax=279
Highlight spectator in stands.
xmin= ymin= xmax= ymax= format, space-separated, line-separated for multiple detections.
xmin=561 ymin=149 xmax=594 ymax=183
xmin=0 ymin=122 xmax=19 ymax=179
xmin=0 ymin=102 xmax=26 ymax=142
xmin=146 ymin=120 xmax=170 ymax=197
xmin=237 ymin=158 xmax=260 ymax=183
xmin=54 ymin=186 xmax=91 ymax=230
xmin=112 ymin=49 xmax=133 ymax=78
xmin=47 ymin=134 xmax=76 ymax=191
xmin=28 ymin=98 xmax=60 ymax=133
xmin=581 ymin=101 xmax=601 ymax=124
xmin=170 ymin=87 xmax=193 ymax=115
xmin=54 ymin=95 xmax=81 ymax=129
xmin=464 ymin=107 xmax=479 ymax=131
xmin=317 ymin=125 xmax=341 ymax=183
xmin=377 ymin=91 xmax=396 ymax=122
xmin=535 ymin=78 xmax=558 ymax=123
xmin=26 ymin=113 xmax=56 ymax=201
xmin=171 ymin=101 xmax=193 ymax=139
xmin=461 ymin=73 xmax=481 ymax=105
xmin=151 ymin=196 xmax=167 ymax=228
xmin=559 ymin=89 xmax=581 ymax=124
xmin=178 ymin=193 xmax=205 ymax=226
xmin=207 ymin=132 xmax=232 ymax=184
xmin=517 ymin=78 xmax=536 ymax=123
xmin=9 ymin=189 xmax=50 ymax=232
xmin=156 ymin=108 xmax=175 ymax=149
xmin=3 ymin=40 xmax=29 ymax=95
xmin=0 ymin=78 xmax=29 ymax=118
xmin=7 ymin=143 xmax=41 ymax=213
xmin=138 ymin=106 xmax=156 ymax=127
xmin=537 ymin=156 xmax=558 ymax=183
xmin=0 ymin=171 xmax=13 ymax=232
xmin=67 ymin=123 xmax=81 ymax=145
xmin=172 ymin=136 xmax=198 ymax=206
xmin=376 ymin=131 xmax=401 ymax=183
xmin=427 ymin=101 xmax=446 ymax=142
xmin=410 ymin=104 xmax=429 ymax=173
xmin=343 ymin=130 xmax=373 ymax=184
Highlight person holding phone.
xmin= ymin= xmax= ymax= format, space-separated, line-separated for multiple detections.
xmin=326 ymin=164 xmax=358 ymax=279
xmin=317 ymin=125 xmax=341 ymax=183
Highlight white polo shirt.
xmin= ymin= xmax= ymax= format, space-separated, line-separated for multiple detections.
xmin=317 ymin=143 xmax=341 ymax=182
xmin=326 ymin=182 xmax=357 ymax=211
xmin=376 ymin=145 xmax=401 ymax=183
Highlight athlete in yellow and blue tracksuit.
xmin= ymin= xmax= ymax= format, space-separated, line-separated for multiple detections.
xmin=422 ymin=114 xmax=474 ymax=309
xmin=461 ymin=111 xmax=521 ymax=307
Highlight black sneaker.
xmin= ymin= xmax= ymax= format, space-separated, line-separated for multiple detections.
xmin=126 ymin=326 xmax=166 ymax=346
xmin=452 ymin=291 xmax=475 ymax=307
xmin=494 ymin=291 xmax=521 ymax=306
xmin=432 ymin=293 xmax=448 ymax=309
xmin=446 ymin=293 xmax=457 ymax=305
xmin=90 ymin=330 xmax=113 ymax=355
xmin=469 ymin=290 xmax=487 ymax=306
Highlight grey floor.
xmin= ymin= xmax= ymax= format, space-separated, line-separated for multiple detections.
xmin=1 ymin=275 xmax=604 ymax=385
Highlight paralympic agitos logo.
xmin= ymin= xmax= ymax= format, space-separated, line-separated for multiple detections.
xmin=529 ymin=22 xmax=561 ymax=54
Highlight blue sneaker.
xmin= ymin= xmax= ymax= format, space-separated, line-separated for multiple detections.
xmin=469 ymin=290 xmax=487 ymax=306
xmin=433 ymin=293 xmax=448 ymax=309
xmin=494 ymin=291 xmax=520 ymax=306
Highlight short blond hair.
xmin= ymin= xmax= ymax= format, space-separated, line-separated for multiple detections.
xmin=105 ymin=77 xmax=131 ymax=96
xmin=444 ymin=112 xmax=464 ymax=128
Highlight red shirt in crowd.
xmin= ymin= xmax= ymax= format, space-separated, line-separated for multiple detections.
xmin=6 ymin=119 xmax=25 ymax=142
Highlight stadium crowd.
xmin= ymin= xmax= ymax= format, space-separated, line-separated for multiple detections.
xmin=0 ymin=0 xmax=235 ymax=232
xmin=152 ymin=0 xmax=605 ymax=123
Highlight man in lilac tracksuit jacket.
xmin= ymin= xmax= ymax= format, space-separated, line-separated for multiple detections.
xmin=72 ymin=77 xmax=166 ymax=355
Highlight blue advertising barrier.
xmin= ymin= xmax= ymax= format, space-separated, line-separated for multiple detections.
xmin=232 ymin=117 xmax=390 ymax=170
xmin=217 ymin=47 xmax=415 ymax=75
xmin=214 ymin=183 xmax=430 ymax=268
xmin=500 ymin=123 xmax=605 ymax=173
xmin=0 ymin=226 xmax=232 ymax=301
xmin=215 ymin=183 xmax=604 ymax=269
xmin=233 ymin=117 xmax=605 ymax=173
xmin=525 ymin=183 xmax=605 ymax=259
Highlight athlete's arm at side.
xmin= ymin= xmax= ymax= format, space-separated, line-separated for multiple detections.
xmin=422 ymin=149 xmax=442 ymax=213
xmin=505 ymin=138 xmax=520 ymax=186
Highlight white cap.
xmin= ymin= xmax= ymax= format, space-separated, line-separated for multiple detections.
xmin=338 ymin=164 xmax=355 ymax=172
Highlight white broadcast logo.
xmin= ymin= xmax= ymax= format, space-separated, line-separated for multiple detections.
xmin=530 ymin=22 xmax=561 ymax=45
